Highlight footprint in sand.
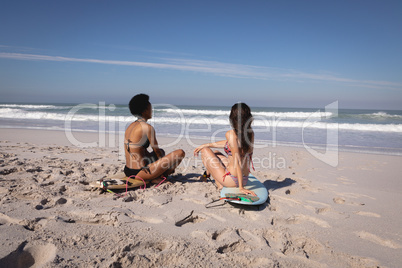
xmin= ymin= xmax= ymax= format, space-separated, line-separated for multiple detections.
xmin=272 ymin=214 xmax=330 ymax=228
xmin=0 ymin=212 xmax=21 ymax=225
xmin=336 ymin=177 xmax=356 ymax=185
xmin=237 ymin=229 xmax=269 ymax=250
xmin=333 ymin=196 xmax=367 ymax=206
xmin=274 ymin=195 xmax=302 ymax=209
xmin=333 ymin=197 xmax=346 ymax=204
xmin=0 ymin=241 xmax=57 ymax=268
xmin=304 ymin=201 xmax=346 ymax=218
xmin=334 ymin=192 xmax=375 ymax=206
xmin=210 ymin=228 xmax=235 ymax=242
xmin=130 ymin=214 xmax=165 ymax=224
xmin=216 ymin=240 xmax=251 ymax=254
xmin=0 ymin=212 xmax=49 ymax=231
xmin=202 ymin=228 xmax=271 ymax=255
xmin=354 ymin=211 xmax=381 ymax=218
xmin=294 ymin=215 xmax=331 ymax=228
xmin=213 ymin=229 xmax=253 ymax=254
xmin=356 ymin=231 xmax=401 ymax=249
xmin=121 ymin=240 xmax=171 ymax=253
xmin=203 ymin=212 xmax=226 ymax=222
xmin=145 ymin=195 xmax=172 ymax=207
xmin=0 ymin=186 xmax=9 ymax=196
xmin=59 ymin=210 xmax=121 ymax=226
xmin=181 ymin=197 xmax=206 ymax=205
xmin=315 ymin=207 xmax=331 ymax=214
xmin=230 ymin=207 xmax=261 ymax=221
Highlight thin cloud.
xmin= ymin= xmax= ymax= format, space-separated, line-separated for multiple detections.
xmin=0 ymin=45 xmax=38 ymax=52
xmin=96 ymin=44 xmax=194 ymax=57
xmin=0 ymin=52 xmax=400 ymax=90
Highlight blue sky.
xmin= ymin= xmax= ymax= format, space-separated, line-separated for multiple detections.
xmin=0 ymin=0 xmax=401 ymax=109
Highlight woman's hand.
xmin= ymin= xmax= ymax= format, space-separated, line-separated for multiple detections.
xmin=193 ymin=144 xmax=209 ymax=156
xmin=239 ymin=187 xmax=257 ymax=196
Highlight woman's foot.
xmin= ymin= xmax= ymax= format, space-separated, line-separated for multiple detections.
xmin=151 ymin=176 xmax=167 ymax=185
xmin=163 ymin=168 xmax=175 ymax=177
xmin=215 ymin=180 xmax=223 ymax=190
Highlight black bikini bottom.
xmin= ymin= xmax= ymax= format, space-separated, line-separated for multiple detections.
xmin=124 ymin=166 xmax=142 ymax=177
xmin=124 ymin=149 xmax=165 ymax=177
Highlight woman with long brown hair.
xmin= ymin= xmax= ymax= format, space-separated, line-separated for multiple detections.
xmin=194 ymin=103 xmax=256 ymax=196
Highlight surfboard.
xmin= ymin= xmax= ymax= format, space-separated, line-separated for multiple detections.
xmin=220 ymin=174 xmax=268 ymax=205
xmin=90 ymin=172 xmax=146 ymax=190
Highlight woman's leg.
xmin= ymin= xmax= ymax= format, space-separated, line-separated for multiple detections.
xmin=144 ymin=149 xmax=168 ymax=182
xmin=133 ymin=149 xmax=185 ymax=181
xmin=200 ymin=150 xmax=228 ymax=182
xmin=200 ymin=148 xmax=236 ymax=189
xmin=215 ymin=151 xmax=229 ymax=168
xmin=145 ymin=149 xmax=166 ymax=164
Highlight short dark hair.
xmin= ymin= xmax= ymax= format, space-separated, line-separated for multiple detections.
xmin=128 ymin=94 xmax=150 ymax=117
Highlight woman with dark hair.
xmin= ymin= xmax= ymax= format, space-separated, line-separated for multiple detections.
xmin=124 ymin=94 xmax=185 ymax=183
xmin=194 ymin=103 xmax=256 ymax=196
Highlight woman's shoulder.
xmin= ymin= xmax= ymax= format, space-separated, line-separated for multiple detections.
xmin=225 ymin=129 xmax=236 ymax=138
xmin=225 ymin=130 xmax=238 ymax=145
xmin=126 ymin=121 xmax=152 ymax=134
xmin=133 ymin=120 xmax=152 ymax=128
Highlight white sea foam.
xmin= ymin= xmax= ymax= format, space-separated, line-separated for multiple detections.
xmin=0 ymin=104 xmax=68 ymax=109
xmin=155 ymin=108 xmax=332 ymax=119
xmin=157 ymin=108 xmax=229 ymax=116
xmin=364 ymin=112 xmax=402 ymax=119
xmin=1 ymin=106 xmax=401 ymax=133
xmin=150 ymin=117 xmax=402 ymax=133
xmin=0 ymin=108 xmax=132 ymax=122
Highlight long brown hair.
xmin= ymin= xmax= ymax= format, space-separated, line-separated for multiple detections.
xmin=229 ymin=103 xmax=253 ymax=154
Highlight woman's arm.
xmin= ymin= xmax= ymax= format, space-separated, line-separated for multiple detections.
xmin=147 ymin=124 xmax=164 ymax=159
xmin=193 ymin=140 xmax=226 ymax=156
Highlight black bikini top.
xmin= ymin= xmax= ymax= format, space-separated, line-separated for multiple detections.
xmin=125 ymin=137 xmax=150 ymax=153
xmin=125 ymin=119 xmax=151 ymax=152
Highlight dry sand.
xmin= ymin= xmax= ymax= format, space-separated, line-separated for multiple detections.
xmin=0 ymin=128 xmax=401 ymax=267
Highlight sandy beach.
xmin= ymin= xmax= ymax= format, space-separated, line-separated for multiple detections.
xmin=0 ymin=128 xmax=401 ymax=267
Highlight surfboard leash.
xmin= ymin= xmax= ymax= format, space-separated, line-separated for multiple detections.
xmin=99 ymin=175 xmax=168 ymax=199
xmin=205 ymin=194 xmax=259 ymax=208
xmin=99 ymin=179 xmax=124 ymax=198
xmin=205 ymin=197 xmax=241 ymax=208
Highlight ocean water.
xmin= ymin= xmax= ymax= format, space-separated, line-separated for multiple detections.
xmin=0 ymin=102 xmax=401 ymax=155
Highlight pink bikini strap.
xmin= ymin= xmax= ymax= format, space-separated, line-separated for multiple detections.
xmin=222 ymin=171 xmax=230 ymax=182
xmin=155 ymin=176 xmax=167 ymax=188
xmin=249 ymin=155 xmax=255 ymax=171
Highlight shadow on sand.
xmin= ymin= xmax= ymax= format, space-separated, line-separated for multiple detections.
xmin=263 ymin=177 xmax=296 ymax=192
